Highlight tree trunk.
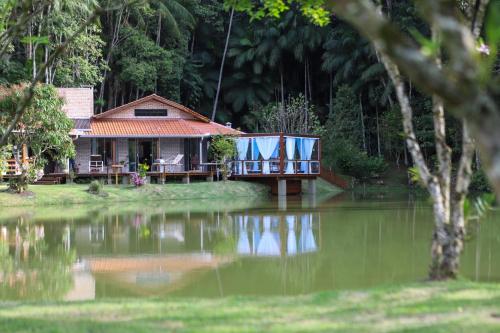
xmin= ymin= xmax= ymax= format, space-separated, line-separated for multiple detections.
xmin=442 ymin=120 xmax=475 ymax=278
xmin=329 ymin=72 xmax=333 ymax=116
xmin=211 ymin=7 xmax=234 ymax=122
xmin=98 ymin=8 xmax=124 ymax=113
xmin=156 ymin=12 xmax=161 ymax=46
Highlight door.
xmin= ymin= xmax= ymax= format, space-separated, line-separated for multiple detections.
xmin=128 ymin=139 xmax=137 ymax=172
xmin=138 ymin=140 xmax=153 ymax=168
xmin=183 ymin=138 xmax=200 ymax=171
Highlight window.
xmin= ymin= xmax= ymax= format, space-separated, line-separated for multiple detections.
xmin=134 ymin=108 xmax=168 ymax=117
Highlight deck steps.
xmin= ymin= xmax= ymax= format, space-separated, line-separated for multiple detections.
xmin=33 ymin=175 xmax=64 ymax=185
xmin=320 ymin=167 xmax=350 ymax=189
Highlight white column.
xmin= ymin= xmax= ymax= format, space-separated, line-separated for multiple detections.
xmin=278 ymin=179 xmax=287 ymax=197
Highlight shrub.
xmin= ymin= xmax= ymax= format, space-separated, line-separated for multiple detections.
xmin=131 ymin=172 xmax=146 ymax=187
xmin=138 ymin=163 xmax=149 ymax=178
xmin=88 ymin=180 xmax=103 ymax=195
xmin=325 ymin=141 xmax=387 ymax=181
xmin=208 ymin=135 xmax=237 ymax=180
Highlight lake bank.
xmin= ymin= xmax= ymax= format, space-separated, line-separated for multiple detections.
xmin=0 ymin=178 xmax=341 ymax=208
xmin=0 ymin=181 xmax=271 ymax=207
xmin=1 ymin=281 xmax=499 ymax=332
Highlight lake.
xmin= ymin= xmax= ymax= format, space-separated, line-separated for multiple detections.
xmin=1 ymin=192 xmax=499 ymax=301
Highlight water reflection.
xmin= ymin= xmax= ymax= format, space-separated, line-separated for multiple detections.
xmin=0 ymin=219 xmax=75 ymax=301
xmin=235 ymin=214 xmax=319 ymax=256
xmin=1 ymin=196 xmax=500 ymax=301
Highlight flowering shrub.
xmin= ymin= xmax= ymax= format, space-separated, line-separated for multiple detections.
xmin=131 ymin=172 xmax=146 ymax=187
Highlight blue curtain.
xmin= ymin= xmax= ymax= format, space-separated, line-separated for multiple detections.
xmin=236 ymin=138 xmax=250 ymax=175
xmin=251 ymin=139 xmax=260 ymax=172
xmin=255 ymin=137 xmax=280 ymax=174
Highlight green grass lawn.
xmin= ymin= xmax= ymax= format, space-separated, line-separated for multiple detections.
xmin=0 ymin=181 xmax=271 ymax=207
xmin=1 ymin=281 xmax=499 ymax=332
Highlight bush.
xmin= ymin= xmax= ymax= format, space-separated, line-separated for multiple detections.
xmin=131 ymin=172 xmax=146 ymax=187
xmin=138 ymin=163 xmax=149 ymax=178
xmin=208 ymin=135 xmax=237 ymax=180
xmin=325 ymin=141 xmax=387 ymax=181
xmin=88 ymin=180 xmax=103 ymax=195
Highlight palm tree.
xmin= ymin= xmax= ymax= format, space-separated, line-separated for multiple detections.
xmin=150 ymin=0 xmax=196 ymax=45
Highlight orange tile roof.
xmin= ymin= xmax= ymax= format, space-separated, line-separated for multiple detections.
xmin=83 ymin=118 xmax=242 ymax=137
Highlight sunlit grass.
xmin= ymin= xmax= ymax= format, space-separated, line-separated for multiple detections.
xmin=1 ymin=281 xmax=499 ymax=332
xmin=0 ymin=181 xmax=270 ymax=208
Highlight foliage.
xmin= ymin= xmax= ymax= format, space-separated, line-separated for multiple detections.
xmin=245 ymin=94 xmax=324 ymax=135
xmin=131 ymin=172 xmax=146 ymax=187
xmin=469 ymin=169 xmax=492 ymax=193
xmin=115 ymin=27 xmax=174 ymax=94
xmin=138 ymin=163 xmax=149 ymax=178
xmin=88 ymin=180 xmax=104 ymax=195
xmin=0 ymin=144 xmax=11 ymax=178
xmin=208 ymin=135 xmax=237 ymax=179
xmin=326 ymin=85 xmax=363 ymax=148
xmin=464 ymin=193 xmax=496 ymax=222
xmin=0 ymin=84 xmax=75 ymax=192
xmin=53 ymin=23 xmax=107 ymax=87
xmin=208 ymin=135 xmax=237 ymax=162
xmin=325 ymin=141 xmax=386 ymax=180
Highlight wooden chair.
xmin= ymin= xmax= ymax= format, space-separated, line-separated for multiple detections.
xmin=89 ymin=154 xmax=104 ymax=173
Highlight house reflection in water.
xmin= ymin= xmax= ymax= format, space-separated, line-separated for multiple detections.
xmin=235 ymin=214 xmax=320 ymax=257
xmin=0 ymin=210 xmax=321 ymax=301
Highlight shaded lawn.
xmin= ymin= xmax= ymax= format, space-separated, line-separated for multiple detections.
xmin=0 ymin=181 xmax=271 ymax=207
xmin=1 ymin=281 xmax=500 ymax=332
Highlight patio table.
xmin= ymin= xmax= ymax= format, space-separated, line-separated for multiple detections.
xmin=199 ymin=162 xmax=221 ymax=180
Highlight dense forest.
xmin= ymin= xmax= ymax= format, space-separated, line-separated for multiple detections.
xmin=0 ymin=0 xmax=490 ymax=185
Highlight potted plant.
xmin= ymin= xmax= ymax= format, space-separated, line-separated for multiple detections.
xmin=208 ymin=135 xmax=237 ymax=181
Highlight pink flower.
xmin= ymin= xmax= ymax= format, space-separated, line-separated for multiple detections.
xmin=131 ymin=172 xmax=146 ymax=187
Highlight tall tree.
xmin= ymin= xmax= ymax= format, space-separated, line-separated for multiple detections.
xmin=227 ymin=0 xmax=499 ymax=280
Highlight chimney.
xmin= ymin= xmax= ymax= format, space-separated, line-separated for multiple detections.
xmin=225 ymin=122 xmax=232 ymax=128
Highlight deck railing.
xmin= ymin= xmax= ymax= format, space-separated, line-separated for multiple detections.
xmin=232 ymin=159 xmax=320 ymax=176
xmin=232 ymin=133 xmax=321 ymax=177
xmin=4 ymin=158 xmax=34 ymax=175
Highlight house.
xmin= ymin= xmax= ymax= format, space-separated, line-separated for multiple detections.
xmin=58 ymin=88 xmax=240 ymax=175
xmin=3 ymin=86 xmax=323 ymax=194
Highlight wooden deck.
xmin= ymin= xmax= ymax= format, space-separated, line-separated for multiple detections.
xmin=232 ymin=133 xmax=321 ymax=180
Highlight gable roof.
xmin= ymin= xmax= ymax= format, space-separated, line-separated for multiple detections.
xmin=94 ymin=94 xmax=211 ymax=123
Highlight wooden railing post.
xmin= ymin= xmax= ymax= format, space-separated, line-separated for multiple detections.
xmin=279 ymin=132 xmax=284 ymax=175
xmin=317 ymin=138 xmax=321 ymax=175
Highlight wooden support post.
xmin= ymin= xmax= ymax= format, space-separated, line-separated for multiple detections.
xmin=317 ymin=138 xmax=321 ymax=175
xmin=22 ymin=144 xmax=28 ymax=164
